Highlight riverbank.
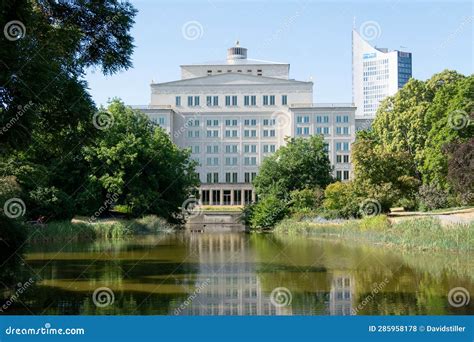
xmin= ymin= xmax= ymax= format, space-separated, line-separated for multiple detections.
xmin=274 ymin=214 xmax=473 ymax=252
xmin=25 ymin=215 xmax=176 ymax=243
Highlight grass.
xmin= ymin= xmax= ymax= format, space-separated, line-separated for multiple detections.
xmin=25 ymin=215 xmax=176 ymax=243
xmin=274 ymin=215 xmax=473 ymax=251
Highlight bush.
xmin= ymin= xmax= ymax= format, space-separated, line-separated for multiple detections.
xmin=0 ymin=176 xmax=22 ymax=205
xmin=359 ymin=215 xmax=390 ymax=231
xmin=322 ymin=181 xmax=359 ymax=218
xmin=249 ymin=193 xmax=289 ymax=229
xmin=0 ymin=216 xmax=27 ymax=261
xmin=28 ymin=186 xmax=75 ymax=220
xmin=417 ymin=184 xmax=449 ymax=211
xmin=289 ymin=187 xmax=324 ymax=211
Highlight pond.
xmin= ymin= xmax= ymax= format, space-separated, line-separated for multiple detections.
xmin=1 ymin=233 xmax=473 ymax=315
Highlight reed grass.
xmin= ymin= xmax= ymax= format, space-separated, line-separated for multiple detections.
xmin=26 ymin=215 xmax=175 ymax=243
xmin=274 ymin=215 xmax=473 ymax=251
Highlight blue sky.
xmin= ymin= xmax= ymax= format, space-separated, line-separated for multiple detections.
xmin=85 ymin=0 xmax=473 ymax=106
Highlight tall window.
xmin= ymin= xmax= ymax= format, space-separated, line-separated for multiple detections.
xmin=175 ymin=96 xmax=181 ymax=106
xmin=263 ymin=95 xmax=269 ymax=106
xmin=282 ymin=95 xmax=288 ymax=105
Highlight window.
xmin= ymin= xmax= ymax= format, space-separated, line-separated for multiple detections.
xmin=343 ymin=170 xmax=350 ymax=180
xmin=194 ymin=96 xmax=200 ymax=106
xmin=244 ymin=157 xmax=257 ymax=165
xmin=269 ymin=95 xmax=275 ymax=105
xmin=244 ymin=96 xmax=250 ymax=106
xmin=232 ymin=95 xmax=238 ymax=106
xmin=336 ymin=155 xmax=342 ymax=163
xmin=263 ymin=144 xmax=276 ymax=153
xmin=244 ymin=129 xmax=257 ymax=137
xmin=225 ymin=96 xmax=231 ymax=106
xmin=344 ymin=155 xmax=349 ymax=163
xmin=225 ymin=130 xmax=238 ymax=138
xmin=263 ymin=95 xmax=269 ymax=106
xmin=206 ymin=145 xmax=219 ymax=154
xmin=225 ymin=144 xmax=238 ymax=153
xmin=187 ymin=96 xmax=193 ymax=106
xmin=206 ymin=130 xmax=219 ymax=138
xmin=263 ymin=129 xmax=276 ymax=137
xmin=225 ymin=157 xmax=238 ymax=166
xmin=225 ymin=119 xmax=238 ymax=126
xmin=175 ymin=96 xmax=181 ymax=106
xmin=336 ymin=171 xmax=342 ymax=180
xmin=282 ymin=95 xmax=288 ymax=105
xmin=303 ymin=116 xmax=310 ymax=123
xmin=158 ymin=117 xmax=165 ymax=125
xmin=251 ymin=95 xmax=256 ymax=106
xmin=244 ymin=144 xmax=257 ymax=153
xmin=323 ymin=127 xmax=329 ymax=135
xmin=192 ymin=146 xmax=200 ymax=154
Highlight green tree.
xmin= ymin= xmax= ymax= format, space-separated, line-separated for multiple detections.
xmin=1 ymin=0 xmax=137 ymax=219
xmin=83 ymin=100 xmax=199 ymax=221
xmin=253 ymin=135 xmax=333 ymax=199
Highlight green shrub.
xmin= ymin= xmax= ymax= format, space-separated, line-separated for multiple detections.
xmin=359 ymin=215 xmax=390 ymax=231
xmin=289 ymin=187 xmax=324 ymax=211
xmin=249 ymin=193 xmax=289 ymax=229
xmin=417 ymin=184 xmax=449 ymax=211
xmin=322 ymin=181 xmax=359 ymax=218
xmin=28 ymin=186 xmax=75 ymax=220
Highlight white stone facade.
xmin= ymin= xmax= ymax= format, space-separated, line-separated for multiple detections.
xmin=135 ymin=43 xmax=356 ymax=205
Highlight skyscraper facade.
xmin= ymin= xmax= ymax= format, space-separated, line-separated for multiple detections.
xmin=352 ymin=29 xmax=412 ymax=119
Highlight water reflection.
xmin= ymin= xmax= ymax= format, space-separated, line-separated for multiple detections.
xmin=0 ymin=232 xmax=472 ymax=315
xmin=173 ymin=233 xmax=290 ymax=315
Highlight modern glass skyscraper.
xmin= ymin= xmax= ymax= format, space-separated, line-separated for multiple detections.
xmin=352 ymin=29 xmax=412 ymax=118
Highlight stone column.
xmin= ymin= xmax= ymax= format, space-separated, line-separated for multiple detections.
xmin=219 ymin=189 xmax=224 ymax=206
xmin=230 ymin=189 xmax=234 ymax=205
xmin=210 ymin=188 xmax=213 ymax=205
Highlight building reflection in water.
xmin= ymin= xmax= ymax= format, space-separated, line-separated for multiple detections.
xmin=329 ymin=274 xmax=355 ymax=315
xmin=173 ymin=233 xmax=291 ymax=316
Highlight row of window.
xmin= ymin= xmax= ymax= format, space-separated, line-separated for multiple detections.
xmin=189 ymin=118 xmax=278 ymax=127
xmin=176 ymin=95 xmax=288 ymax=107
xmin=296 ymin=126 xmax=350 ymax=136
xmin=205 ymin=157 xmax=258 ymax=166
xmin=206 ymin=172 xmax=257 ymax=184
xmin=193 ymin=144 xmax=277 ymax=154
xmin=187 ymin=129 xmax=277 ymax=138
xmin=296 ymin=115 xmax=350 ymax=124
